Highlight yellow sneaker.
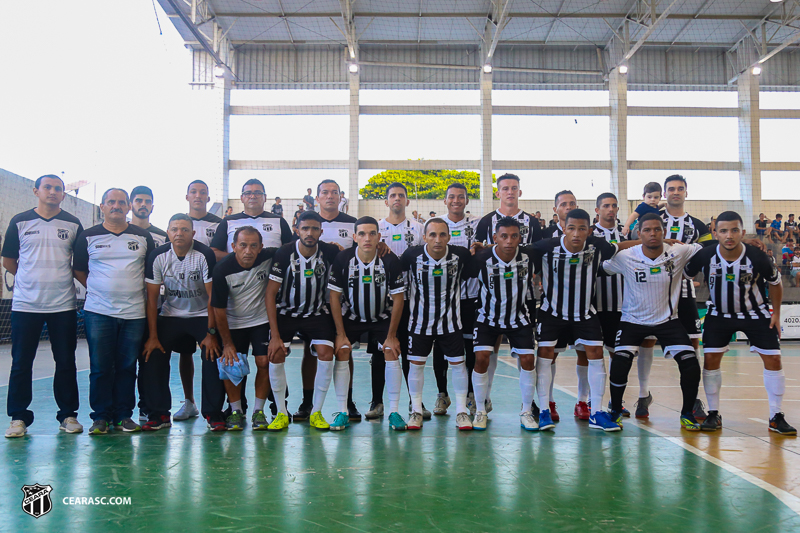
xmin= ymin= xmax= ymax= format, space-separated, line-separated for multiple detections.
xmin=267 ymin=412 xmax=290 ymax=432
xmin=310 ymin=411 xmax=329 ymax=431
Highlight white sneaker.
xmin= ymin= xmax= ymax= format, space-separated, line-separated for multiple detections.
xmin=407 ymin=412 xmax=424 ymax=430
xmin=466 ymin=392 xmax=477 ymax=416
xmin=456 ymin=412 xmax=473 ymax=430
xmin=5 ymin=420 xmax=27 ymax=438
xmin=473 ymin=411 xmax=488 ymax=431
xmin=173 ymin=400 xmax=199 ymax=421
xmin=485 ymin=398 xmax=493 ymax=414
xmin=433 ymin=393 xmax=451 ymax=415
xmin=59 ymin=417 xmax=83 ymax=434
xmin=520 ymin=411 xmax=538 ymax=431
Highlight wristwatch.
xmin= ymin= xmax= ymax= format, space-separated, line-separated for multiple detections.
xmin=207 ymin=327 xmax=217 ymax=335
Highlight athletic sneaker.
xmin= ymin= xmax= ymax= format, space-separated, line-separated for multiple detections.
xmin=293 ymin=402 xmax=312 ymax=422
xmin=456 ymin=412 xmax=473 ymax=431
xmin=520 ymin=411 xmax=538 ymax=431
xmin=365 ymin=402 xmax=384 ymax=420
xmin=769 ymin=413 xmax=797 ymax=435
xmin=473 ymin=411 xmax=488 ymax=431
xmin=206 ymin=416 xmax=227 ymax=432
xmin=142 ymin=415 xmax=172 ymax=432
xmin=589 ymin=411 xmax=622 ymax=432
xmin=226 ymin=410 xmax=246 ymax=431
xmin=680 ymin=413 xmax=701 ymax=431
xmin=251 ymin=410 xmax=269 ymax=431
xmin=692 ymin=399 xmax=707 ymax=421
xmin=485 ymin=399 xmax=493 ymax=414
xmin=634 ymin=392 xmax=653 ymax=419
xmin=138 ymin=411 xmax=148 ymax=424
xmin=609 ymin=410 xmax=624 ymax=428
xmin=574 ymin=401 xmax=590 ymax=420
xmin=59 ymin=417 xmax=83 ymax=434
xmin=117 ymin=418 xmax=141 ymax=433
xmin=348 ymin=401 xmax=362 ymax=422
xmin=88 ymin=420 xmax=109 ymax=436
xmin=310 ymin=411 xmax=330 ymax=431
xmin=267 ymin=412 xmax=290 ymax=432
xmin=388 ymin=412 xmax=407 ymax=431
xmin=538 ymin=409 xmax=555 ymax=431
xmin=5 ymin=420 xmax=27 ymax=438
xmin=701 ymin=411 xmax=722 ymax=432
xmin=433 ymin=393 xmax=451 ymax=415
xmin=173 ymin=400 xmax=200 ymax=421
xmin=531 ymin=400 xmax=540 ymax=420
xmin=549 ymin=402 xmax=560 ymax=422
xmin=408 ymin=401 xmax=432 ymax=420
xmin=607 ymin=400 xmax=631 ymax=417
xmin=407 ymin=412 xmax=423 ymax=430
xmin=330 ymin=412 xmax=350 ymax=431
xmin=467 ymin=392 xmax=477 ymax=416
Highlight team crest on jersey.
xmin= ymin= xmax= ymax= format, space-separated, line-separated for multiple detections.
xmin=684 ymin=226 xmax=694 ymax=239
xmin=257 ymin=270 xmax=267 ymax=281
xmin=57 ymin=229 xmax=69 ymax=240
xmin=663 ymin=258 xmax=675 ymax=274
xmin=127 ymin=241 xmax=139 ymax=251
xmin=519 ymin=225 xmax=528 ymax=239
xmin=583 ymin=246 xmax=595 ymax=264
xmin=740 ymin=270 xmax=753 ymax=284
xmin=21 ymin=483 xmax=53 ymax=518
xmin=314 ymin=263 xmax=326 ymax=276
xmin=339 ymin=229 xmax=349 ymax=238
xmin=519 ymin=265 xmax=528 ymax=279
xmin=189 ymin=270 xmax=201 ymax=281
xmin=206 ymin=227 xmax=215 ymax=238
xmin=464 ymin=225 xmax=475 ymax=239
xmin=447 ymin=261 xmax=458 ymax=276
xmin=404 ymin=232 xmax=415 ymax=245
xmin=262 ymin=223 xmax=273 ymax=232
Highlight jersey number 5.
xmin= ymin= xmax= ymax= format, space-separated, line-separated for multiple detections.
xmin=635 ymin=271 xmax=646 ymax=283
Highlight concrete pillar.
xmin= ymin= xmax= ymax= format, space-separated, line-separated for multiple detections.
xmin=479 ymin=70 xmax=494 ymax=218
xmin=213 ymin=75 xmax=231 ymax=213
xmin=738 ymin=70 xmax=762 ymax=229
xmin=348 ymin=68 xmax=360 ymax=218
xmin=609 ymin=68 xmax=629 ymax=217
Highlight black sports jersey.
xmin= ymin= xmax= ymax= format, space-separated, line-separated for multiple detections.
xmin=401 ymin=245 xmax=476 ymax=335
xmin=146 ymin=241 xmax=216 ymax=318
xmin=476 ymin=209 xmax=542 ymax=245
xmin=211 ymin=211 xmax=292 ymax=252
xmin=269 ymin=241 xmax=340 ymax=318
xmin=73 ymin=224 xmax=155 ymax=320
xmin=147 ymin=225 xmax=169 ymax=247
xmin=191 ymin=212 xmax=223 ymax=247
xmin=592 ymin=223 xmax=626 ymax=313
xmin=541 ymin=222 xmax=564 ymax=239
xmin=2 ymin=209 xmax=83 ymax=313
xmin=328 ymin=247 xmax=405 ymax=323
xmin=475 ymin=247 xmax=535 ymax=329
xmin=210 ymin=249 xmax=276 ymax=329
xmin=659 ymin=209 xmax=711 ymax=299
xmin=530 ymin=236 xmax=618 ymax=321
xmin=685 ymin=244 xmax=780 ymax=320
xmin=320 ymin=212 xmax=358 ymax=249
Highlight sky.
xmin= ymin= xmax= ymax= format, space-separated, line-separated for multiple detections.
xmin=1 ymin=2 xmax=799 ymax=229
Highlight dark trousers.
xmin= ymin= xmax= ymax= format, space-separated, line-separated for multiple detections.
xmin=7 ymin=310 xmax=79 ymax=426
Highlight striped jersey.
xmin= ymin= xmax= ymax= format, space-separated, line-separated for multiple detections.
xmin=659 ymin=209 xmax=711 ymax=299
xmin=531 ymin=236 xmax=618 ymax=321
xmin=685 ymin=244 xmax=780 ymax=320
xmin=443 ymin=214 xmax=480 ymax=299
xmin=210 ymin=249 xmax=276 ymax=329
xmin=73 ymin=224 xmax=155 ymax=320
xmin=1 ymin=209 xmax=83 ymax=313
xmin=147 ymin=225 xmax=168 ymax=247
xmin=601 ymin=243 xmax=703 ymax=326
xmin=146 ymin=241 xmax=216 ymax=318
xmin=476 ymin=209 xmax=543 ymax=246
xmin=592 ymin=223 xmax=626 ymax=313
xmin=329 ymin=247 xmax=405 ymax=323
xmin=269 ymin=241 xmax=340 ymax=318
xmin=211 ymin=211 xmax=292 ymax=252
xmin=401 ymin=245 xmax=476 ymax=335
xmin=191 ymin=212 xmax=222 ymax=247
xmin=475 ymin=247 xmax=535 ymax=328
xmin=321 ymin=212 xmax=357 ymax=249
xmin=378 ymin=217 xmax=423 ymax=256
xmin=542 ymin=222 xmax=565 ymax=239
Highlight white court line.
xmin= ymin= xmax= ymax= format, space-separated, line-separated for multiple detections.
xmin=496 ymin=358 xmax=800 ymax=517
xmin=749 ymin=418 xmax=770 ymax=425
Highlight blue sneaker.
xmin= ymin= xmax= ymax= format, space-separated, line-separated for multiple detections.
xmin=589 ymin=411 xmax=622 ymax=432
xmin=538 ymin=409 xmax=555 ymax=431
xmin=329 ymin=412 xmax=350 ymax=431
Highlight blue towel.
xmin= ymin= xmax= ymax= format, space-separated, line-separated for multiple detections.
xmin=217 ymin=353 xmax=250 ymax=386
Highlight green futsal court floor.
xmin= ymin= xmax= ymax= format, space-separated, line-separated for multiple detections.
xmin=3 ymin=344 xmax=800 ymax=532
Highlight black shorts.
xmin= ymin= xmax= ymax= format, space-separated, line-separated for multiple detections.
xmin=702 ymin=314 xmax=781 ymax=356
xmin=229 ymin=323 xmax=270 ymax=356
xmin=614 ymin=319 xmax=695 ymax=359
xmin=537 ymin=312 xmax=603 ymax=349
xmin=460 ymin=298 xmax=478 ymax=338
xmin=344 ymin=319 xmax=390 ymax=348
xmin=678 ymin=296 xmax=702 ymax=339
xmin=408 ymin=331 xmax=464 ymax=363
xmin=473 ymin=321 xmax=535 ymax=357
xmin=597 ymin=311 xmax=622 ymax=351
xmin=276 ymin=313 xmax=336 ymax=349
xmin=154 ymin=316 xmax=209 ymax=353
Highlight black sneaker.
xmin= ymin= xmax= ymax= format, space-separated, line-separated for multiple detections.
xmin=293 ymin=402 xmax=312 ymax=421
xmin=692 ymin=399 xmax=707 ymax=421
xmin=348 ymin=401 xmax=362 ymax=422
xmin=531 ymin=400 xmax=540 ymax=421
xmin=701 ymin=410 xmax=722 ymax=432
xmin=769 ymin=413 xmax=797 ymax=435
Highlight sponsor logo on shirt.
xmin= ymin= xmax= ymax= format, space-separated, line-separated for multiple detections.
xmin=127 ymin=241 xmax=140 ymax=251
xmin=95 ymin=244 xmax=111 ymax=249
xmin=231 ymin=282 xmax=244 ymax=289
xmin=23 ymin=230 xmax=40 ymax=236
xmin=57 ymin=229 xmax=70 ymax=240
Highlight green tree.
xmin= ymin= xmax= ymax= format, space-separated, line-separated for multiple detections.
xmin=359 ymin=170 xmax=496 ymax=199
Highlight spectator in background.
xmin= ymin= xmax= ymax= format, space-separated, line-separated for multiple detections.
xmin=271 ymin=197 xmax=284 ymax=217
xmin=292 ymin=203 xmax=305 ymax=228
xmin=338 ymin=191 xmax=349 ymax=214
xmin=429 ymin=211 xmax=436 ymax=219
xmin=540 ymin=218 xmax=547 ymax=230
xmin=550 ymin=214 xmax=559 ymax=228
xmin=303 ymin=188 xmax=315 ymax=211
xmin=622 ymin=181 xmax=663 ymax=237
xmin=770 ymin=214 xmax=785 ymax=241
xmin=783 ymin=239 xmax=795 ymax=269
xmin=755 ymin=213 xmax=768 ymax=240
xmin=767 ymin=248 xmax=776 ymax=266
xmin=412 ymin=210 xmax=425 ymax=223
xmin=535 ymin=211 xmax=542 ymax=219
xmin=792 ymin=247 xmax=800 ymax=286
xmin=709 ymin=216 xmax=716 ymax=236
xmin=225 ymin=206 xmax=233 ymax=218
xmin=786 ymin=214 xmax=798 ymax=239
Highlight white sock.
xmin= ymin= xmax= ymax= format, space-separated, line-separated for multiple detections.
xmin=185 ymin=398 xmax=195 ymax=406
xmin=637 ymin=346 xmax=654 ymax=398
xmin=486 ymin=352 xmax=499 ymax=401
xmin=764 ymin=369 xmax=786 ymax=418
xmin=230 ymin=400 xmax=242 ymax=412
xmin=549 ymin=360 xmax=557 ymax=403
xmin=703 ymin=368 xmax=722 ymax=412
xmin=520 ymin=368 xmax=535 ymax=413
xmin=269 ymin=362 xmax=287 ymax=415
xmin=588 ymin=359 xmax=607 ymax=415
xmin=334 ymin=360 xmax=350 ymax=413
xmin=576 ymin=364 xmax=589 ymax=403
xmin=451 ymin=363 xmax=469 ymax=414
xmin=312 ymin=359 xmax=334 ymax=414
xmin=537 ymin=358 xmax=553 ymax=410
xmin=472 ymin=370 xmax=489 ymax=414
xmin=254 ymin=397 xmax=266 ymax=412
xmin=385 ymin=359 xmax=402 ymax=413
xmin=408 ymin=363 xmax=425 ymax=414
